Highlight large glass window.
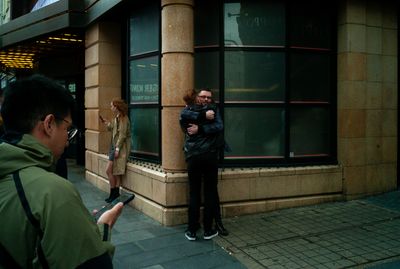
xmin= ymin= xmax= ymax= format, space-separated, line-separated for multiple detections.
xmin=224 ymin=51 xmax=285 ymax=102
xmin=128 ymin=1 xmax=160 ymax=160
xmin=195 ymin=0 xmax=336 ymax=165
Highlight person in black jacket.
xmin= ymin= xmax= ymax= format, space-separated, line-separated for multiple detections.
xmin=180 ymin=89 xmax=229 ymax=237
xmin=180 ymin=88 xmax=226 ymax=241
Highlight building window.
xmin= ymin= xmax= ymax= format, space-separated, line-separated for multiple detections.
xmin=195 ymin=0 xmax=336 ymax=165
xmin=128 ymin=1 xmax=160 ymax=160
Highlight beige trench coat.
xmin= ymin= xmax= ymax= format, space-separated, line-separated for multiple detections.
xmin=107 ymin=115 xmax=131 ymax=175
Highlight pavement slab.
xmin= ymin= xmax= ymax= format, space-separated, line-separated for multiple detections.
xmin=68 ymin=161 xmax=400 ymax=268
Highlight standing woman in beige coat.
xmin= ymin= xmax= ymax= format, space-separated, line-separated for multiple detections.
xmin=100 ymin=98 xmax=131 ymax=202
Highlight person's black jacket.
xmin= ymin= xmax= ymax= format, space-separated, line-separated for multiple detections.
xmin=179 ymin=104 xmax=224 ymax=160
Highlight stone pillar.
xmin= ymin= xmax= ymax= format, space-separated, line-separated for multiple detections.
xmin=337 ymin=1 xmax=398 ymax=198
xmin=161 ymin=0 xmax=194 ymax=172
xmin=85 ymin=22 xmax=121 ymax=169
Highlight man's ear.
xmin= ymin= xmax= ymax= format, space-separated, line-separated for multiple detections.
xmin=42 ymin=114 xmax=55 ymax=136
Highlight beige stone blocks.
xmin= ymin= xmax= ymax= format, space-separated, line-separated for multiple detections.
xmin=85 ymin=65 xmax=121 ymax=89
xmin=85 ymin=152 xmax=346 ymax=225
xmin=365 ymin=137 xmax=382 ymax=165
xmin=382 ymin=164 xmax=397 ymax=186
xmin=338 ymin=109 xmax=366 ymax=138
xmin=366 ymin=26 xmax=382 ymax=54
xmin=337 ymin=1 xmax=397 ymax=199
xmin=382 ymin=56 xmax=397 ymax=83
xmin=348 ymin=24 xmax=366 ymax=52
xmin=161 ymin=53 xmax=194 ymax=106
xmin=162 ymin=0 xmax=193 ymax=6
xmin=382 ymin=137 xmax=397 ymax=163
xmin=85 ymin=129 xmax=110 ymax=154
xmin=85 ymin=130 xmax=99 ymax=152
xmin=85 ymin=109 xmax=101 ymax=130
xmin=219 ymin=177 xmax=254 ymax=202
xmin=338 ymin=137 xmax=366 ymax=166
xmin=218 ymin=166 xmax=342 ymax=203
xmin=338 ymin=53 xmax=366 ymax=81
xmin=382 ymin=83 xmax=397 ymax=109
xmin=365 ymin=110 xmax=382 ymax=137
xmin=223 ymin=194 xmax=343 ymax=218
xmin=366 ymin=82 xmax=382 ymax=109
xmin=86 ymin=22 xmax=121 ymax=48
xmin=338 ymin=0 xmax=366 ymax=26
xmin=382 ymin=29 xmax=397 ymax=55
xmin=343 ymin=166 xmax=366 ymax=195
xmin=85 ymin=170 xmax=110 ymax=193
xmin=85 ymin=87 xmax=120 ymax=109
xmin=85 ymin=42 xmax=121 ymax=67
xmin=382 ymin=109 xmax=397 ymax=137
xmin=161 ymin=0 xmax=193 ymax=54
xmin=85 ymin=22 xmax=122 ymax=164
xmin=366 ymin=54 xmax=382 ymax=82
xmin=337 ymin=81 xmax=366 ymax=109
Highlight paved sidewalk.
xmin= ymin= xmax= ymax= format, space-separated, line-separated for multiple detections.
xmin=68 ymin=162 xmax=400 ymax=268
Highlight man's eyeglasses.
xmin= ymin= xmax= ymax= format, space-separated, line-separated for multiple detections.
xmin=198 ymin=95 xmax=212 ymax=100
xmin=56 ymin=117 xmax=78 ymax=142
xmin=67 ymin=128 xmax=78 ymax=142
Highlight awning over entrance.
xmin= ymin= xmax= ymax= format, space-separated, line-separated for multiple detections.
xmin=0 ymin=0 xmax=124 ymax=71
xmin=0 ymin=31 xmax=84 ymax=69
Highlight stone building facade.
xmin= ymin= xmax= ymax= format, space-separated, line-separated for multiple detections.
xmin=0 ymin=0 xmax=398 ymax=225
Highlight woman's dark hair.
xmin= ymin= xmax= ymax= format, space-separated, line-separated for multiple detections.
xmin=182 ymin=89 xmax=198 ymax=105
xmin=1 ymin=74 xmax=76 ymax=133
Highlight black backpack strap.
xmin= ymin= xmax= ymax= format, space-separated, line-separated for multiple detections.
xmin=13 ymin=171 xmax=50 ymax=269
xmin=0 ymin=241 xmax=22 ymax=269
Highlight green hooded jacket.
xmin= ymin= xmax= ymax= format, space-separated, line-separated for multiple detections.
xmin=0 ymin=134 xmax=114 ymax=268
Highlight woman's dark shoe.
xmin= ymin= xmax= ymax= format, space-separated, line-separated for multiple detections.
xmin=105 ymin=187 xmax=120 ymax=203
xmin=215 ymin=221 xmax=229 ymax=236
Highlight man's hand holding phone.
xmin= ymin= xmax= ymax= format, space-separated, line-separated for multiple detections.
xmin=97 ymin=202 xmax=123 ymax=228
xmin=93 ymin=192 xmax=135 ymax=227
xmin=99 ymin=115 xmax=106 ymax=124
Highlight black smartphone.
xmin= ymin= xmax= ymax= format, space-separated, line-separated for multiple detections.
xmin=94 ymin=192 xmax=135 ymax=221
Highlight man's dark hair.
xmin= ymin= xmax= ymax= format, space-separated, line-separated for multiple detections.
xmin=1 ymin=74 xmax=75 ymax=133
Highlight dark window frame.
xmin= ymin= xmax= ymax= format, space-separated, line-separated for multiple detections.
xmin=126 ymin=1 xmax=162 ymax=163
xmin=195 ymin=0 xmax=337 ymax=167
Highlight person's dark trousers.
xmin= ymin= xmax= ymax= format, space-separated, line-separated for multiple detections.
xmin=187 ymin=151 xmax=218 ymax=233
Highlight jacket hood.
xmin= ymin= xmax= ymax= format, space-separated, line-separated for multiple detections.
xmin=0 ymin=134 xmax=55 ymax=178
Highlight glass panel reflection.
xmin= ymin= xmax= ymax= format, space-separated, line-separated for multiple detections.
xmin=290 ymin=53 xmax=331 ymax=102
xmin=195 ymin=51 xmax=220 ymax=100
xmin=224 ymin=107 xmax=284 ymax=159
xmin=290 ymin=107 xmax=330 ymax=157
xmin=130 ymin=57 xmax=159 ymax=104
xmin=130 ymin=108 xmax=159 ymax=157
xmin=130 ymin=3 xmax=159 ymax=56
xmin=225 ymin=51 xmax=285 ymax=102
xmin=224 ymin=0 xmax=285 ymax=47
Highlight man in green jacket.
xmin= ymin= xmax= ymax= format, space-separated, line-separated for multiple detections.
xmin=0 ymin=75 xmax=123 ymax=268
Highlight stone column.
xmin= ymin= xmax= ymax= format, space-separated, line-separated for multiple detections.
xmin=161 ymin=0 xmax=194 ymax=172
xmin=337 ymin=1 xmax=398 ymax=198
xmin=85 ymin=22 xmax=121 ymax=172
